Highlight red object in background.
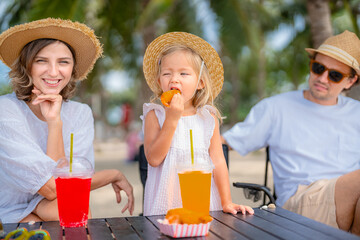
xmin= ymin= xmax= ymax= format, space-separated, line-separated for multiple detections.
xmin=121 ymin=103 xmax=132 ymax=131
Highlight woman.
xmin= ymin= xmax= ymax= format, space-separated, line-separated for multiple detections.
xmin=0 ymin=18 xmax=134 ymax=223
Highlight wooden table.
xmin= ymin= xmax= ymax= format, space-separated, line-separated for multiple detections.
xmin=2 ymin=207 xmax=359 ymax=239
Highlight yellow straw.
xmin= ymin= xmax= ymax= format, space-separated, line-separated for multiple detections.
xmin=70 ymin=133 xmax=73 ymax=173
xmin=190 ymin=129 xmax=194 ymax=165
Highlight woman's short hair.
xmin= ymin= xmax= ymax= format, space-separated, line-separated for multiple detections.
xmin=9 ymin=38 xmax=77 ymax=102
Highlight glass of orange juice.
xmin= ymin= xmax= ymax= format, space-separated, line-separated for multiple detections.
xmin=177 ymin=163 xmax=213 ymax=215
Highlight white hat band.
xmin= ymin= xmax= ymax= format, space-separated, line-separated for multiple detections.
xmin=318 ymin=44 xmax=360 ymax=70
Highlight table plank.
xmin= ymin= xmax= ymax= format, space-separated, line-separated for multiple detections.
xmin=18 ymin=221 xmax=41 ymax=231
xmin=64 ymin=226 xmax=87 ymax=240
xmin=234 ymin=210 xmax=309 ymax=240
xmin=127 ymin=216 xmax=167 ymax=240
xmin=2 ymin=223 xmax=18 ymax=236
xmin=263 ymin=207 xmax=360 ymax=240
xmin=211 ymin=211 xmax=279 ymax=240
xmin=253 ymin=208 xmax=338 ymax=240
xmin=41 ymin=221 xmax=63 ymax=240
xmin=209 ymin=217 xmax=249 ymax=240
xmin=107 ymin=217 xmax=140 ymax=240
xmin=88 ymin=219 xmax=113 ymax=240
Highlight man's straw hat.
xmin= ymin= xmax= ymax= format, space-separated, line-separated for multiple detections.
xmin=0 ymin=18 xmax=103 ymax=80
xmin=143 ymin=32 xmax=224 ymax=98
xmin=305 ymin=30 xmax=360 ymax=76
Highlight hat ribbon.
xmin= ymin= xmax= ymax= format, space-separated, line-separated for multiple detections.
xmin=318 ymin=44 xmax=360 ymax=70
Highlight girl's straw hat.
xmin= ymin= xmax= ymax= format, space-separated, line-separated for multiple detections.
xmin=305 ymin=30 xmax=360 ymax=76
xmin=0 ymin=18 xmax=103 ymax=80
xmin=143 ymin=32 xmax=224 ymax=97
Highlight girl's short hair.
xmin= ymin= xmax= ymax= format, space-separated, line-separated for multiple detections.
xmin=9 ymin=38 xmax=77 ymax=102
xmin=155 ymin=44 xmax=222 ymax=121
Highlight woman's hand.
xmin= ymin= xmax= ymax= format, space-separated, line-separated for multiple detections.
xmin=223 ymin=202 xmax=254 ymax=215
xmin=111 ymin=171 xmax=135 ymax=215
xmin=91 ymin=170 xmax=135 ymax=215
xmin=31 ymin=87 xmax=63 ymax=123
xmin=29 ymin=87 xmax=65 ymax=160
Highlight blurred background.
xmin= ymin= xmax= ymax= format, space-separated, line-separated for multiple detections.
xmin=1 ymin=0 xmax=360 ymax=217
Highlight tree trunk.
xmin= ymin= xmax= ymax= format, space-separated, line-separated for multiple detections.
xmin=134 ymin=25 xmax=156 ymax=119
xmin=229 ymin=63 xmax=240 ymax=125
xmin=343 ymin=0 xmax=360 ymax=100
xmin=257 ymin=35 xmax=266 ymax=100
xmin=306 ymin=0 xmax=332 ymax=48
xmin=257 ymin=0 xmax=266 ymax=100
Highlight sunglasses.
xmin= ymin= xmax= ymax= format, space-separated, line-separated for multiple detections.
xmin=4 ymin=228 xmax=51 ymax=240
xmin=310 ymin=59 xmax=352 ymax=83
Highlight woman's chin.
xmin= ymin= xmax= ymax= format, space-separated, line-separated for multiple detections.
xmin=42 ymin=89 xmax=61 ymax=95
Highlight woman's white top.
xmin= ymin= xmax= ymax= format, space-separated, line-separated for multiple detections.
xmin=141 ymin=103 xmax=222 ymax=216
xmin=0 ymin=93 xmax=94 ymax=223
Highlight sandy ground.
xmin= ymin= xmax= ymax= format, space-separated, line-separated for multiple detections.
xmin=90 ymin=139 xmax=273 ymax=218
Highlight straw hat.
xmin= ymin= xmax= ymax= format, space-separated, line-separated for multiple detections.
xmin=305 ymin=30 xmax=360 ymax=76
xmin=143 ymin=32 xmax=224 ymax=98
xmin=0 ymin=18 xmax=103 ymax=80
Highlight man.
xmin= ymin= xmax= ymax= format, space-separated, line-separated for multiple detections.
xmin=223 ymin=30 xmax=360 ymax=234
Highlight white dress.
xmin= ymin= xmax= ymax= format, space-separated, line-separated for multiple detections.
xmin=0 ymin=93 xmax=94 ymax=223
xmin=142 ymin=103 xmax=222 ymax=216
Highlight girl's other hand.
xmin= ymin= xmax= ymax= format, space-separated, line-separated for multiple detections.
xmin=223 ymin=202 xmax=254 ymax=215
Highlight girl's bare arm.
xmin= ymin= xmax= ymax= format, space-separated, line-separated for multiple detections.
xmin=209 ymin=116 xmax=254 ymax=215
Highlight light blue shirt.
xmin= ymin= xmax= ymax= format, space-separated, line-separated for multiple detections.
xmin=0 ymin=93 xmax=94 ymax=223
xmin=223 ymin=90 xmax=360 ymax=206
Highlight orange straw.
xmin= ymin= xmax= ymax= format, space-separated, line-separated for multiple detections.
xmin=190 ymin=129 xmax=194 ymax=165
xmin=70 ymin=133 xmax=73 ymax=173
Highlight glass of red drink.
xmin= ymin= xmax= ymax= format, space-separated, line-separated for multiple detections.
xmin=53 ymin=157 xmax=93 ymax=227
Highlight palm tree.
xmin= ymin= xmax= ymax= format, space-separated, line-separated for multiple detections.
xmin=306 ymin=0 xmax=332 ymax=47
xmin=208 ymin=0 xmax=284 ymax=123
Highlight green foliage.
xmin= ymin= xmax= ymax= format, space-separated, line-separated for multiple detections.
xmin=165 ymin=1 xmax=201 ymax=34
xmin=28 ymin=0 xmax=88 ymax=21
xmin=107 ymin=91 xmax=135 ymax=108
xmin=0 ymin=83 xmax=12 ymax=96
xmin=1 ymin=0 xmax=360 ymax=126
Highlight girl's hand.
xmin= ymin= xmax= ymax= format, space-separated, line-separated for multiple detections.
xmin=166 ymin=93 xmax=184 ymax=121
xmin=223 ymin=202 xmax=254 ymax=215
xmin=31 ymin=87 xmax=63 ymax=123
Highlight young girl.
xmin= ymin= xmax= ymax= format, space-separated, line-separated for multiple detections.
xmin=141 ymin=32 xmax=254 ymax=216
